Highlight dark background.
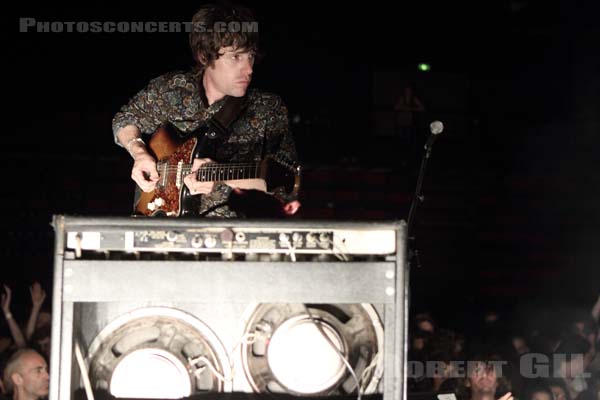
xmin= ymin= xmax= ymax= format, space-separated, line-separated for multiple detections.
xmin=4 ymin=1 xmax=600 ymax=329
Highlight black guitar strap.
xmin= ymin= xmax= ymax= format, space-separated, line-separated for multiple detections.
xmin=204 ymin=95 xmax=248 ymax=140
xmin=212 ymin=95 xmax=267 ymax=160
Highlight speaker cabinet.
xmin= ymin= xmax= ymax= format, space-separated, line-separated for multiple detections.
xmin=50 ymin=216 xmax=408 ymax=400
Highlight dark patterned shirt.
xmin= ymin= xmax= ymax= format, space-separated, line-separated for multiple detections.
xmin=112 ymin=70 xmax=298 ymax=218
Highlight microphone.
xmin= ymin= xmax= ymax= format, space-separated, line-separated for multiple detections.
xmin=424 ymin=120 xmax=444 ymax=150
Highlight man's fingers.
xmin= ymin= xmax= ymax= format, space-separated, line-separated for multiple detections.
xmin=131 ymin=168 xmax=158 ymax=192
xmin=191 ymin=158 xmax=214 ymax=172
xmin=497 ymin=392 xmax=513 ymax=400
xmin=140 ymin=184 xmax=157 ymax=193
xmin=283 ymin=201 xmax=301 ymax=215
xmin=136 ymin=179 xmax=157 ymax=193
xmin=132 ymin=157 xmax=159 ymax=187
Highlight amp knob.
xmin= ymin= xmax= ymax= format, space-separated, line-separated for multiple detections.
xmin=204 ymin=235 xmax=217 ymax=248
xmin=191 ymin=235 xmax=203 ymax=248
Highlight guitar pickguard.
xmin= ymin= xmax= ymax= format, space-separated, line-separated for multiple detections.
xmin=135 ymin=136 xmax=198 ymax=217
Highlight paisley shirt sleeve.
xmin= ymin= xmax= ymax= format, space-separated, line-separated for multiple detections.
xmin=112 ymin=75 xmax=172 ymax=145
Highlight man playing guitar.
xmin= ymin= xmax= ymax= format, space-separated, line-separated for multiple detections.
xmin=112 ymin=3 xmax=301 ymax=218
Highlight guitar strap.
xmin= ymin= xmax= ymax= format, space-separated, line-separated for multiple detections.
xmin=210 ymin=95 xmax=267 ymax=160
xmin=204 ymin=95 xmax=248 ymax=140
xmin=209 ymin=96 xmax=267 ymax=159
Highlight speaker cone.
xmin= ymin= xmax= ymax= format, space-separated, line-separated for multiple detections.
xmin=240 ymin=303 xmax=384 ymax=396
xmin=87 ymin=307 xmax=231 ymax=398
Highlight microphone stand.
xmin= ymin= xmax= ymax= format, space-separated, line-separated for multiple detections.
xmin=406 ymin=133 xmax=438 ymax=269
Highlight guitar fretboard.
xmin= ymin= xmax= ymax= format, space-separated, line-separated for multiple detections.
xmin=196 ymin=163 xmax=260 ymax=182
xmin=156 ymin=162 xmax=260 ymax=183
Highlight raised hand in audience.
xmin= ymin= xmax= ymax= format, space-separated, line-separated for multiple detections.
xmin=1 ymin=284 xmax=26 ymax=348
xmin=26 ymin=282 xmax=47 ymax=340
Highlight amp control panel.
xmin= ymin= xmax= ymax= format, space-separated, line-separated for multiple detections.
xmin=66 ymin=226 xmax=397 ymax=256
xmin=132 ymin=229 xmax=335 ymax=252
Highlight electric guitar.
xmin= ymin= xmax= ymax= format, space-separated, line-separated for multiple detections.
xmin=133 ymin=123 xmax=301 ymax=217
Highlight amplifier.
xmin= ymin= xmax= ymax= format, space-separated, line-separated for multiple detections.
xmin=50 ymin=216 xmax=408 ymax=400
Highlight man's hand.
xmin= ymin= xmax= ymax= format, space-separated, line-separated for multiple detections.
xmin=497 ymin=392 xmax=514 ymax=400
xmin=132 ymin=154 xmax=159 ymax=192
xmin=184 ymin=158 xmax=215 ymax=195
xmin=117 ymin=125 xmax=159 ymax=192
xmin=228 ymin=188 xmax=301 ymax=217
xmin=1 ymin=285 xmax=12 ymax=315
xmin=30 ymin=282 xmax=46 ymax=308
xmin=283 ymin=200 xmax=301 ymax=215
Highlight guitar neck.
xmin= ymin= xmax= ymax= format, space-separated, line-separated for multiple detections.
xmin=194 ymin=162 xmax=261 ymax=182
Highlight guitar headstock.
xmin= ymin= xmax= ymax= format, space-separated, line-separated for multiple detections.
xmin=263 ymin=157 xmax=301 ymax=201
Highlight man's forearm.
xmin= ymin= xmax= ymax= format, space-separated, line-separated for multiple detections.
xmin=25 ymin=304 xmax=42 ymax=340
xmin=591 ymin=294 xmax=600 ymax=322
xmin=4 ymin=313 xmax=26 ymax=348
xmin=116 ymin=125 xmax=150 ymax=159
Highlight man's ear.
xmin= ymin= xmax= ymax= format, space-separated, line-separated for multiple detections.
xmin=11 ymin=372 xmax=23 ymax=386
xmin=197 ymin=52 xmax=207 ymax=66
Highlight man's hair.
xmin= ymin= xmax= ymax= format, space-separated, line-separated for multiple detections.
xmin=189 ymin=2 xmax=260 ymax=74
xmin=2 ymin=348 xmax=40 ymax=394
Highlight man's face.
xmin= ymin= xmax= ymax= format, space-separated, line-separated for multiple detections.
xmin=531 ymin=392 xmax=552 ymax=400
xmin=468 ymin=362 xmax=497 ymax=395
xmin=417 ymin=320 xmax=434 ymax=333
xmin=203 ymin=46 xmax=254 ymax=99
xmin=15 ymin=352 xmax=49 ymax=399
xmin=512 ymin=337 xmax=529 ymax=354
xmin=549 ymin=386 xmax=567 ymax=400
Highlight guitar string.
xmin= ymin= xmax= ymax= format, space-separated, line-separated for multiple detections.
xmin=156 ymin=163 xmax=260 ymax=182
xmin=158 ymin=165 xmax=259 ymax=173
xmin=158 ymin=164 xmax=258 ymax=170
